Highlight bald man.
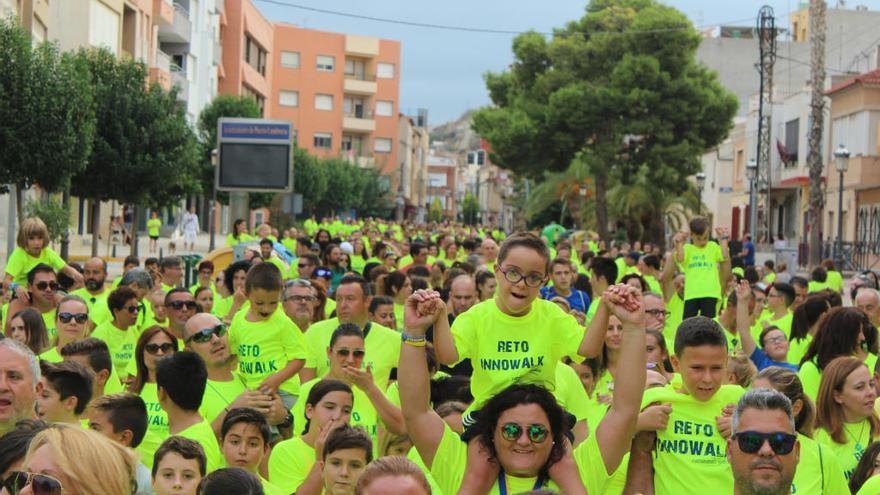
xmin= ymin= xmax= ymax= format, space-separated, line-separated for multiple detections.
xmin=448 ymin=274 xmax=478 ymax=318
xmin=855 ymin=287 xmax=880 ymax=328
xmin=71 ymin=257 xmax=111 ymax=329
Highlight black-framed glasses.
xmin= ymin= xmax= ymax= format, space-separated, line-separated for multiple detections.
xmin=166 ymin=300 xmax=198 ymax=310
xmin=126 ymin=305 xmax=140 ymax=314
xmin=186 ymin=324 xmax=227 ymax=344
xmin=335 ymin=348 xmax=366 ymax=358
xmin=3 ymin=471 xmax=63 ymax=495
xmin=58 ymin=312 xmax=88 ymax=324
xmin=733 ymin=431 xmax=797 ymax=455
xmin=500 ymin=423 xmax=549 ymax=443
xmin=34 ymin=281 xmax=59 ymax=291
xmin=145 ymin=343 xmax=175 ymax=355
xmin=498 ymin=266 xmax=545 ymax=288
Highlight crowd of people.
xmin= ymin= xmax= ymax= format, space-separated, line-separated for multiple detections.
xmin=1 ymin=213 xmax=880 ymax=494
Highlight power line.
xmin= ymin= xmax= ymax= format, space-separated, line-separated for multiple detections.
xmin=255 ymin=0 xmax=756 ymax=37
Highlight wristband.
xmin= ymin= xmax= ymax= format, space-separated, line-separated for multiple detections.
xmin=9 ymin=282 xmax=18 ymax=291
xmin=401 ymin=333 xmax=427 ymax=347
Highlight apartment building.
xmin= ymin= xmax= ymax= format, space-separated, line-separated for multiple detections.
xmin=270 ymin=24 xmax=401 ymax=171
xmin=218 ymin=0 xmax=272 ymax=116
xmin=396 ymin=113 xmax=429 ymax=222
xmin=2 ymin=0 xmax=50 ymax=41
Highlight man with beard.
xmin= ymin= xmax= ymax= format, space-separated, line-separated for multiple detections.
xmin=727 ymin=388 xmax=800 ymax=495
xmin=183 ymin=313 xmax=289 ymax=437
xmin=71 ymin=257 xmax=111 ymax=329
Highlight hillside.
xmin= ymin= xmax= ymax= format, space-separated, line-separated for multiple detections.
xmin=429 ymin=110 xmax=481 ymax=153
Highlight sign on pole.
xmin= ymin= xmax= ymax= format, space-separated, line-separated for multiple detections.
xmin=216 ymin=118 xmax=294 ymax=193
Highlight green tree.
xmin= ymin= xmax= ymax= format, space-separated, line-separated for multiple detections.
xmin=0 ymin=18 xmax=94 ymax=220
xmin=472 ymin=0 xmax=737 ymax=244
xmin=23 ymin=198 xmax=71 ymax=244
xmin=316 ymin=158 xmax=360 ymax=215
xmin=462 ymin=193 xmax=480 ymax=225
xmin=429 ymin=198 xmax=444 ymax=223
xmin=70 ymin=48 xmax=200 ymax=256
xmin=356 ymin=167 xmax=394 ymax=218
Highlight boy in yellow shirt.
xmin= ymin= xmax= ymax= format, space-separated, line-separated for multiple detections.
xmin=674 ymin=216 xmax=731 ymax=319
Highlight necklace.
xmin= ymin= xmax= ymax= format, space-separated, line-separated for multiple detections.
xmin=497 ymin=470 xmax=547 ymax=495
xmin=843 ymin=420 xmax=868 ymax=453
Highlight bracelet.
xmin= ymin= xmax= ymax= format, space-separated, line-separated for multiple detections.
xmin=401 ymin=333 xmax=427 ymax=347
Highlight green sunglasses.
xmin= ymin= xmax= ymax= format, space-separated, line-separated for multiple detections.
xmin=500 ymin=422 xmax=549 ymax=443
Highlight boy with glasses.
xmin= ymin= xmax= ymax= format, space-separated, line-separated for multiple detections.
xmin=733 ymin=282 xmax=797 ymax=372
xmin=759 ymin=283 xmax=796 ymax=338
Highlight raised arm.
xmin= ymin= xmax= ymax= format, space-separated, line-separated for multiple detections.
xmin=735 ymin=280 xmax=757 ymax=357
xmin=673 ymin=231 xmax=686 ymax=265
xmin=431 ymin=293 xmax=459 ymax=365
xmin=660 ymin=251 xmax=677 ymax=303
xmin=595 ymin=285 xmax=646 ymax=474
xmin=716 ymin=226 xmax=732 ymax=292
xmin=578 ymin=291 xmax=611 ymax=359
xmin=399 ymin=290 xmax=448 ymax=467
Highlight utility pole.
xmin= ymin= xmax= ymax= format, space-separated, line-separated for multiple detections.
xmin=807 ymin=0 xmax=827 ymax=267
xmin=755 ymin=6 xmax=776 ymax=244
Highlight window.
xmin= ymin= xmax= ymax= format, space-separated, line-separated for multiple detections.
xmin=376 ymin=62 xmax=395 ymax=79
xmin=344 ymin=58 xmax=367 ymax=80
xmin=279 ymin=90 xmax=299 ymax=107
xmin=90 ymin=0 xmax=120 ymax=55
xmin=784 ymin=119 xmax=799 ymax=166
xmin=314 ymin=133 xmax=333 ymax=149
xmin=374 ymin=138 xmax=392 ymax=153
xmin=281 ymin=51 xmax=300 ymax=69
xmin=317 ymin=55 xmax=335 ymax=72
xmin=315 ymin=94 xmax=333 ymax=111
xmin=376 ymin=100 xmax=393 ymax=117
xmin=241 ymin=85 xmax=265 ymax=116
xmin=244 ymin=35 xmax=267 ymax=75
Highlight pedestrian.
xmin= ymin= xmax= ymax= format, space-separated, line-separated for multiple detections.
xmin=182 ymin=206 xmax=200 ymax=252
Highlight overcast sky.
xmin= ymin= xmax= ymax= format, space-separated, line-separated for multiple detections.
xmin=256 ymin=0 xmax=880 ymax=125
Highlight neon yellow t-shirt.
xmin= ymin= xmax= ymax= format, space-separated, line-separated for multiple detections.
xmin=324 ymin=298 xmax=336 ymax=319
xmin=451 ymin=298 xmax=584 ymax=414
xmin=199 ymin=374 xmax=248 ymax=424
xmin=809 ymin=280 xmax=831 ymax=293
xmin=644 ymin=274 xmax=662 ymax=295
xmin=39 ymin=346 xmax=63 ymax=363
xmin=267 ymin=436 xmax=315 ymax=494
xmin=292 ymin=378 xmax=378 ymax=441
xmin=427 ymin=421 xmax=611 ymax=495
xmin=177 ymin=419 xmax=223 ymax=473
xmin=585 ymin=297 xmax=601 ymax=326
xmin=91 ymin=320 xmax=138 ymax=377
xmin=801 ymin=354 xmax=879 ymax=402
xmin=758 ymin=311 xmax=794 ymax=339
xmin=266 ymin=257 xmax=288 ymax=278
xmin=303 ymin=318 xmax=400 ymax=392
xmin=827 ymin=270 xmax=844 ymax=293
xmin=815 ymin=419 xmax=878 ymax=480
xmin=792 ymin=433 xmax=849 ymax=494
xmin=788 ymin=335 xmax=812 ymax=367
xmin=228 ymin=309 xmax=307 ymax=395
xmin=70 ymin=288 xmax=112 ymax=326
xmin=392 ymin=303 xmax=405 ymax=332
xmin=554 ymin=362 xmax=591 ymax=422
xmin=642 ymin=384 xmax=745 ymax=495
xmin=857 ymin=474 xmax=880 ymax=495
xmin=682 ymin=242 xmax=724 ymax=300
xmin=146 ymin=218 xmax=161 ymax=237
xmin=260 ymin=476 xmax=287 ymax=495
xmin=226 ymin=233 xmax=254 ymax=247
xmin=3 ymin=246 xmax=65 ymax=286
xmin=137 ymin=382 xmax=169 ymax=469
xmin=350 ymin=255 xmax=366 ymax=275
xmin=213 ymin=296 xmax=233 ymax=319
xmin=41 ymin=309 xmax=57 ymax=342
xmin=665 ymin=292 xmax=685 ymax=348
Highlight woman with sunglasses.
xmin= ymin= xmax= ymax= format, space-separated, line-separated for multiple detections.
xmin=291 ymin=324 xmax=405 ymax=444
xmin=6 ymin=308 xmax=49 ymax=355
xmin=815 ymin=356 xmax=880 ymax=481
xmin=129 ymin=326 xmax=179 ymax=469
xmin=751 ymin=366 xmax=849 ymax=494
xmin=37 ymin=296 xmax=89 ymax=364
xmin=11 ymin=423 xmax=137 ymax=495
xmin=268 ymin=379 xmax=355 ymax=495
xmin=91 ymin=287 xmax=141 ymax=379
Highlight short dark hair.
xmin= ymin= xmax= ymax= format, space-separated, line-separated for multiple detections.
xmin=123 ymin=255 xmax=140 ymax=268
xmin=498 ymin=233 xmax=551 ymax=274
xmin=244 ymin=262 xmax=283 ymax=293
xmin=790 ymin=276 xmax=809 ymax=290
xmin=408 ymin=265 xmax=431 ymax=278
xmin=90 ymin=393 xmax=148 ymax=448
xmin=811 ymin=266 xmax=828 ymax=283
xmin=772 ymin=283 xmax=796 ymax=307
xmin=302 ymin=379 xmax=353 ymax=435
xmin=159 ymin=256 xmax=182 ymax=272
xmin=0 ymin=420 xmax=48 ymax=475
xmin=329 ymin=323 xmax=365 ymax=349
xmin=221 ymin=407 xmax=270 ymax=445
xmin=27 ymin=263 xmax=56 ymax=285
xmin=338 ymin=274 xmax=372 ymax=298
xmin=369 ymin=296 xmax=394 ymax=314
xmin=300 ymin=253 xmax=320 ymax=267
xmin=590 ymin=257 xmax=618 ymax=286
xmin=323 ymin=425 xmax=373 ymax=462
xmin=107 ymin=286 xmax=138 ymax=313
xmin=296 ymin=235 xmax=312 ymax=246
xmin=224 ymin=261 xmax=251 ymax=292
xmin=60 ymin=337 xmax=112 ymax=375
xmin=197 ymin=467 xmax=262 ymax=495
xmin=689 ymin=217 xmax=709 ymax=235
xmin=152 ymin=436 xmax=206 ymax=477
xmin=145 ymin=257 xmax=159 ymax=267
xmin=259 ymin=238 xmax=273 ymax=247
xmin=410 ymin=242 xmax=427 ymax=257
xmin=40 ymin=361 xmax=94 ymax=415
xmin=197 ymin=260 xmax=214 ymax=272
xmin=674 ymin=316 xmax=728 ymax=357
xmin=164 ymin=287 xmax=194 ymax=305
xmin=156 ymin=351 xmax=207 ymax=411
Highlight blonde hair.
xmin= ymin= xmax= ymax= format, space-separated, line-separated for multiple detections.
xmin=25 ymin=424 xmax=137 ymax=494
xmin=355 ymin=456 xmax=430 ymax=495
xmin=17 ymin=217 xmax=49 ymax=249
xmin=727 ymin=354 xmax=757 ymax=388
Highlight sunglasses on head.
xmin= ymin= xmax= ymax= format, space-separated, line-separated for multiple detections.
xmin=186 ymin=324 xmax=227 ymax=344
xmin=58 ymin=312 xmax=88 ymax=324
xmin=167 ymin=300 xmax=198 ymax=310
xmin=3 ymin=471 xmax=63 ymax=495
xmin=733 ymin=431 xmax=797 ymax=455
xmin=34 ymin=281 xmax=59 ymax=291
xmin=145 ymin=342 xmax=175 ymax=355
xmin=335 ymin=348 xmax=366 ymax=358
xmin=500 ymin=423 xmax=549 ymax=443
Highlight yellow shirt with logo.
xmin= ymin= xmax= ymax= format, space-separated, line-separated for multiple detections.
xmin=91 ymin=321 xmax=138 ymax=378
xmin=642 ymin=384 xmax=745 ymax=495
xmin=137 ymin=382 xmax=169 ymax=469
xmin=682 ymin=242 xmax=724 ymax=301
xmin=267 ymin=436 xmax=315 ymax=494
xmin=228 ymin=309 xmax=307 ymax=396
xmin=452 ymin=298 xmax=584 ymax=414
xmin=815 ymin=419 xmax=878 ymax=481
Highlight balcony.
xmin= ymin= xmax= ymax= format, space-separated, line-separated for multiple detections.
xmin=344 ymin=73 xmax=377 ymax=95
xmin=150 ymin=51 xmax=172 ymax=91
xmin=345 ymin=35 xmax=379 ymax=57
xmin=153 ymin=0 xmax=174 ymax=26
xmin=170 ymin=64 xmax=188 ymax=101
xmin=343 ymin=110 xmax=375 ymax=133
xmin=158 ymin=3 xmax=191 ymax=43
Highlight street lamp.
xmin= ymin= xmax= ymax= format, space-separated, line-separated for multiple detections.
xmin=695 ymin=172 xmax=706 ymax=215
xmin=209 ymin=148 xmax=218 ymax=252
xmin=833 ymin=144 xmax=850 ymax=269
xmin=746 ymin=158 xmax=758 ymax=241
